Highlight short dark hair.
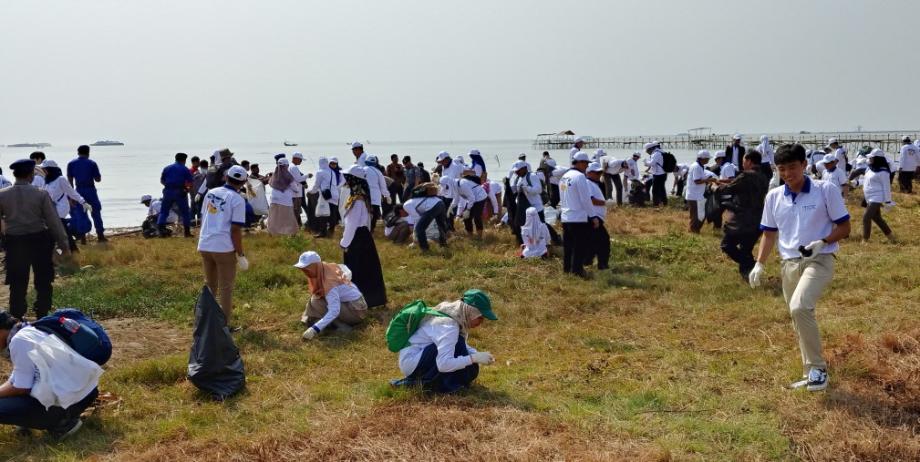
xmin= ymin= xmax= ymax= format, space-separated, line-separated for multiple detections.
xmin=175 ymin=152 xmax=188 ymax=162
xmin=744 ymin=150 xmax=762 ymax=165
xmin=29 ymin=151 xmax=46 ymax=161
xmin=78 ymin=145 xmax=90 ymax=156
xmin=391 ymin=154 xmax=398 ymax=161
xmin=0 ymin=311 xmax=16 ymax=330
xmin=240 ymin=160 xmax=250 ymax=169
xmin=227 ymin=177 xmax=246 ymax=187
xmin=774 ymin=144 xmax=806 ymax=165
xmin=402 ymin=155 xmax=412 ymax=163
xmin=191 ymin=156 xmax=200 ymax=163
xmin=200 ymin=160 xmax=209 ymax=168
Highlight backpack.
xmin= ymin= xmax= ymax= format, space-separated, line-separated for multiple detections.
xmin=385 ymin=300 xmax=449 ymax=353
xmin=32 ymin=309 xmax=112 ymax=366
xmin=411 ymin=182 xmax=437 ymax=198
xmin=662 ymin=152 xmax=677 ymax=173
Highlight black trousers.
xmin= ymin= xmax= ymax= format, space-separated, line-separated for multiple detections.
xmin=862 ymin=202 xmax=892 ymax=240
xmin=549 ymin=183 xmax=560 ymax=207
xmin=562 ymin=222 xmax=591 ymax=275
xmin=463 ymin=200 xmax=486 ymax=233
xmin=605 ymin=173 xmax=623 ymax=205
xmin=898 ymin=171 xmax=914 ymax=193
xmin=4 ymin=231 xmax=55 ymax=319
xmin=305 ymin=192 xmax=318 ymax=231
xmin=720 ymin=231 xmax=761 ymax=280
xmin=652 ymin=174 xmax=668 ymax=206
xmin=299 ymin=188 xmax=310 ymax=227
xmin=61 ymin=218 xmax=78 ymax=252
xmin=415 ymin=200 xmax=449 ymax=250
xmin=590 ymin=219 xmax=610 ymax=270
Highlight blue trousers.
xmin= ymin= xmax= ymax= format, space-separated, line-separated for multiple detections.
xmin=76 ymin=187 xmax=104 ymax=235
xmin=0 ymin=388 xmax=97 ymax=431
xmin=405 ymin=336 xmax=479 ymax=393
xmin=158 ymin=189 xmax=191 ymax=228
xmin=414 ymin=200 xmax=449 ymax=250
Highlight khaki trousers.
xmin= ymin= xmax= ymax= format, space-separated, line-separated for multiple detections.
xmin=200 ymin=251 xmax=238 ymax=324
xmin=781 ymin=253 xmax=834 ymax=373
xmin=301 ymin=294 xmax=368 ymax=326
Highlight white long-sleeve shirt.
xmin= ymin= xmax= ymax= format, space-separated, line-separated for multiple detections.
xmin=560 ymin=169 xmax=593 ymax=223
xmin=863 ymin=169 xmax=892 ymax=204
xmin=625 ymin=159 xmax=640 ymax=181
xmin=364 ymin=166 xmax=387 ymax=207
xmin=312 ymin=282 xmax=364 ymax=332
xmin=719 ymin=162 xmax=738 ymax=180
xmin=340 ymin=199 xmax=370 ymax=248
xmin=398 ymin=316 xmax=478 ymax=376
xmin=899 ymin=144 xmax=919 ymax=171
xmin=511 ymin=172 xmax=544 ymax=212
xmin=269 ymin=183 xmax=295 ymax=206
xmin=451 ymin=178 xmax=488 ymax=214
xmin=649 ymin=150 xmax=665 ymax=175
xmin=486 ymin=180 xmax=501 ymax=214
xmin=550 ymin=166 xmax=566 ymax=185
xmin=43 ymin=177 xmax=85 ymax=218
xmin=587 ymin=180 xmax=605 ymax=219
xmin=309 ymin=168 xmax=340 ymax=205
xmin=288 ymin=164 xmax=307 ymax=196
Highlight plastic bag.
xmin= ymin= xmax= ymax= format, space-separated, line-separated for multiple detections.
xmin=316 ymin=195 xmax=331 ymax=217
xmin=188 ymin=286 xmax=245 ymax=400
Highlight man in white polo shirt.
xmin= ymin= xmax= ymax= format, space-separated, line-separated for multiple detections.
xmin=560 ymin=152 xmax=605 ymax=277
xmin=645 ymin=142 xmax=667 ymax=206
xmin=198 ymin=165 xmax=249 ymax=328
xmin=749 ymin=144 xmax=850 ymax=392
xmin=685 ymin=150 xmax=717 ymax=233
xmin=820 ymin=154 xmax=848 ymax=198
xmin=897 ymin=135 xmax=918 ymax=193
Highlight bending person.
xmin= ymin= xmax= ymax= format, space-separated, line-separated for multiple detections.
xmin=393 ymin=290 xmax=497 ymax=393
xmin=295 ymin=251 xmax=368 ymax=340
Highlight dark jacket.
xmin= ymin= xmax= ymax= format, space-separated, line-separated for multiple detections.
xmin=725 ymin=145 xmax=746 ymax=166
xmin=716 ymin=170 xmax=769 ymax=235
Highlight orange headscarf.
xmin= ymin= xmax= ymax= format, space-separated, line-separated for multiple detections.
xmin=307 ymin=262 xmax=351 ymax=297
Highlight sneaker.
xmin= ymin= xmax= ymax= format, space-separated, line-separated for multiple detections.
xmin=806 ymin=368 xmax=828 ymax=392
xmin=787 ymin=376 xmax=808 ymax=390
xmin=49 ymin=418 xmax=82 ymax=439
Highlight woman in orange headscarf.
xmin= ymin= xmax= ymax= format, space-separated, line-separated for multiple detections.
xmin=294 ymin=251 xmax=368 ymax=340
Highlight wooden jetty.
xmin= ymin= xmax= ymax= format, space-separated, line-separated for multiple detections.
xmin=533 ymin=130 xmax=919 ymax=154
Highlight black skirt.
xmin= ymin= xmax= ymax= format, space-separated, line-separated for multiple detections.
xmin=343 ymin=226 xmax=387 ymax=307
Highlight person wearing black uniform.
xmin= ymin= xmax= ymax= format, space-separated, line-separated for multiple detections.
xmin=715 ymin=150 xmax=770 ymax=280
xmin=0 ymin=160 xmax=71 ymax=319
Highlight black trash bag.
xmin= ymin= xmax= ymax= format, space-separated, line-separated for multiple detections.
xmin=188 ymin=285 xmax=245 ymax=400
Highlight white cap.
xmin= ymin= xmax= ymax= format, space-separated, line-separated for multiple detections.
xmin=595 ymin=149 xmax=606 ymax=157
xmin=574 ymin=136 xmax=587 ymax=144
xmin=823 ymin=154 xmax=838 ymax=163
xmin=277 ymin=158 xmax=290 ymax=167
xmin=436 ymin=151 xmax=450 ymax=161
xmin=714 ymin=151 xmax=726 ymax=159
xmin=512 ymin=160 xmax=528 ymax=171
xmin=344 ymin=164 xmax=366 ymax=179
xmin=366 ymin=154 xmax=378 ymax=164
xmin=351 ymin=141 xmax=363 ymax=149
xmin=468 ymin=149 xmax=480 ymax=156
xmin=643 ymin=142 xmax=660 ymax=151
xmin=572 ymin=151 xmax=590 ymax=162
xmin=546 ymin=158 xmax=557 ymax=167
xmin=455 ymin=155 xmax=465 ymax=164
xmin=140 ymin=194 xmax=152 ymax=203
xmin=329 ymin=156 xmax=339 ymax=164
xmin=41 ymin=160 xmax=58 ymax=168
xmin=732 ymin=133 xmax=743 ymax=141
xmin=517 ymin=153 xmax=526 ymax=160
xmin=227 ymin=165 xmax=249 ymax=181
xmin=867 ymin=148 xmax=885 ymax=158
xmin=827 ymin=137 xmax=838 ymax=144
xmin=293 ymin=251 xmax=321 ymax=268
xmin=631 ymin=151 xmax=641 ymax=158
xmin=292 ymin=152 xmax=304 ymax=160
xmin=587 ymin=162 xmax=603 ymax=173
xmin=697 ymin=150 xmax=711 ymax=159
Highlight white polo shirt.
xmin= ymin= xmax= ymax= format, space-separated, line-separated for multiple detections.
xmin=821 ymin=167 xmax=848 ymax=190
xmin=899 ymin=144 xmax=919 ymax=171
xmin=684 ymin=162 xmax=708 ymax=201
xmin=603 ymin=156 xmax=626 ymax=175
xmin=587 ymin=180 xmax=605 ymax=219
xmin=559 ymin=169 xmax=592 ymax=223
xmin=649 ymin=150 xmax=665 ymax=175
xmin=760 ymin=177 xmax=850 ymax=260
xmin=198 ymin=185 xmax=246 ymax=253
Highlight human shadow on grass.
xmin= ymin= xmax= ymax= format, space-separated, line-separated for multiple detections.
xmin=377 ymin=382 xmax=536 ymax=412
xmin=823 ymin=388 xmax=920 ymax=432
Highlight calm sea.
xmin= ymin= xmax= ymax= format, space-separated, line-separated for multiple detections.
xmin=0 ymin=140 xmax=703 ymax=227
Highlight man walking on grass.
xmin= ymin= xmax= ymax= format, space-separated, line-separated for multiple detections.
xmin=749 ymin=144 xmax=850 ymax=392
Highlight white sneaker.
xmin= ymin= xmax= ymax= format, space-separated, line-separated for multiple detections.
xmin=787 ymin=377 xmax=808 ymax=390
xmin=806 ymin=368 xmax=828 ymax=392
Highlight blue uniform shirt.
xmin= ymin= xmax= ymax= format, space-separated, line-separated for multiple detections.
xmin=67 ymin=157 xmax=101 ymax=189
xmin=161 ymin=162 xmax=194 ymax=190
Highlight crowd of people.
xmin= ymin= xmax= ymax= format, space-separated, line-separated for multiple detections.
xmin=0 ymin=134 xmax=917 ymax=438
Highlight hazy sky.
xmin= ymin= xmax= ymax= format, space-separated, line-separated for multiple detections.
xmin=2 ymin=0 xmax=917 ymax=144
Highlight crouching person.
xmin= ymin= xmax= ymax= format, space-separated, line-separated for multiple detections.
xmin=391 ymin=290 xmax=497 ymax=393
xmin=295 ymin=251 xmax=368 ymax=340
xmin=0 ymin=312 xmax=101 ymax=438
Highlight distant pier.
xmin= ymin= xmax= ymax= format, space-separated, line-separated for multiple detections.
xmin=533 ymin=130 xmax=919 ymax=154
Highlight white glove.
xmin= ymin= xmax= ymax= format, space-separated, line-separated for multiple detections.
xmin=884 ymin=201 xmax=895 ymax=211
xmin=302 ymin=326 xmax=318 ymax=340
xmin=802 ymin=239 xmax=826 ymax=259
xmin=195 ymin=194 xmax=202 ymax=203
xmin=471 ymin=352 xmax=495 ymax=365
xmin=237 ymin=255 xmax=249 ymax=271
xmin=748 ymin=262 xmax=765 ymax=289
xmin=461 ymin=209 xmax=471 ymax=220
xmin=82 ymin=202 xmax=92 ymax=213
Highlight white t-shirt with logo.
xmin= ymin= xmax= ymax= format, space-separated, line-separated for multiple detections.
xmin=684 ymin=162 xmax=708 ymax=201
xmin=198 ymin=186 xmax=246 ymax=253
xmin=760 ymin=177 xmax=850 ymax=260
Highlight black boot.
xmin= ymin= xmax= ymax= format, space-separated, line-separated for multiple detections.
xmin=96 ymin=233 xmax=108 ymax=243
xmin=158 ymin=226 xmax=169 ymax=238
xmin=184 ymin=226 xmax=193 ymax=238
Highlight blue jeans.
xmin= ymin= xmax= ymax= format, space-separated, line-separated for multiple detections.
xmin=158 ymin=188 xmax=191 ymax=228
xmin=76 ymin=187 xmax=104 ymax=235
xmin=404 ymin=336 xmax=479 ymax=393
xmin=0 ymin=388 xmax=97 ymax=431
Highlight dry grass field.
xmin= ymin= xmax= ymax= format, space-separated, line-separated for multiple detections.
xmin=1 ymin=188 xmax=917 ymax=461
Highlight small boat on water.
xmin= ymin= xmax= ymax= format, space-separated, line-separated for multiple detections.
xmin=284 ymin=141 xmax=298 ymax=147
xmin=91 ymin=140 xmax=125 ymax=146
xmin=6 ymin=142 xmax=52 ymax=148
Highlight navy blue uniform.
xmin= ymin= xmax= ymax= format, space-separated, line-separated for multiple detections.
xmin=158 ymin=162 xmax=194 ymax=227
xmin=67 ymin=157 xmax=104 ymax=236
